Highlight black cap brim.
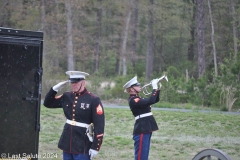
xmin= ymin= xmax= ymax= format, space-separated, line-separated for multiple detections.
xmin=69 ymin=78 xmax=84 ymax=83
xmin=131 ymin=83 xmax=141 ymax=87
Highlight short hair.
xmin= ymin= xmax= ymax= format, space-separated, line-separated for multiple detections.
xmin=126 ymin=88 xmax=131 ymax=93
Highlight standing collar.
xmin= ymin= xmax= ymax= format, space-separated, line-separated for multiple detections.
xmin=73 ymin=88 xmax=87 ymax=96
xmin=130 ymin=94 xmax=138 ymax=97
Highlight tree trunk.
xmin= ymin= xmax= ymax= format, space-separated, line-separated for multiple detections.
xmin=238 ymin=11 xmax=240 ymax=45
xmin=41 ymin=0 xmax=46 ymax=31
xmin=230 ymin=0 xmax=238 ymax=61
xmin=21 ymin=0 xmax=28 ymax=23
xmin=145 ymin=0 xmax=154 ymax=81
xmin=94 ymin=0 xmax=102 ymax=73
xmin=197 ymin=0 xmax=206 ymax=78
xmin=187 ymin=0 xmax=196 ymax=61
xmin=121 ymin=0 xmax=132 ymax=76
xmin=41 ymin=0 xmax=46 ymax=60
xmin=131 ymin=0 xmax=139 ymax=69
xmin=207 ymin=0 xmax=218 ymax=77
xmin=117 ymin=33 xmax=121 ymax=75
xmin=0 ymin=1 xmax=10 ymax=26
xmin=65 ymin=0 xmax=74 ymax=70
xmin=52 ymin=0 xmax=58 ymax=39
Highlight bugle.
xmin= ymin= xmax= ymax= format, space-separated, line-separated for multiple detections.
xmin=142 ymin=75 xmax=168 ymax=95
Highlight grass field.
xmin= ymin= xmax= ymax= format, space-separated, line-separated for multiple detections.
xmin=39 ymin=105 xmax=240 ymax=160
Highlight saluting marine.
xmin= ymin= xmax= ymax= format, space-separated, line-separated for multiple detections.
xmin=123 ymin=76 xmax=160 ymax=160
xmin=44 ymin=71 xmax=105 ymax=160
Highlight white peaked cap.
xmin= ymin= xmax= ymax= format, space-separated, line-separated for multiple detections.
xmin=66 ymin=71 xmax=89 ymax=79
xmin=123 ymin=76 xmax=140 ymax=89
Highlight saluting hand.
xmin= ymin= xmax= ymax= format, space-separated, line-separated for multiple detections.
xmin=52 ymin=80 xmax=69 ymax=92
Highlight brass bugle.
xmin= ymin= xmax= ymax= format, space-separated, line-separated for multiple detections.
xmin=142 ymin=75 xmax=168 ymax=95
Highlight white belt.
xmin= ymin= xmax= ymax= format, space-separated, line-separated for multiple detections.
xmin=66 ymin=119 xmax=89 ymax=128
xmin=135 ymin=112 xmax=153 ymax=120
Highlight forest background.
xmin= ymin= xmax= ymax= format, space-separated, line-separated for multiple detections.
xmin=1 ymin=0 xmax=240 ymax=111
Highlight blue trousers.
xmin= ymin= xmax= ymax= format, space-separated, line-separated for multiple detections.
xmin=133 ymin=132 xmax=152 ymax=160
xmin=63 ymin=151 xmax=90 ymax=160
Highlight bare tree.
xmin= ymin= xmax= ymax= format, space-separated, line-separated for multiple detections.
xmin=41 ymin=0 xmax=46 ymax=60
xmin=187 ymin=0 xmax=196 ymax=61
xmin=121 ymin=0 xmax=132 ymax=76
xmin=94 ymin=0 xmax=102 ymax=73
xmin=207 ymin=0 xmax=218 ymax=76
xmin=116 ymin=33 xmax=121 ymax=75
xmin=0 ymin=0 xmax=10 ymax=26
xmin=230 ymin=0 xmax=238 ymax=61
xmin=196 ymin=0 xmax=206 ymax=78
xmin=65 ymin=0 xmax=74 ymax=70
xmin=145 ymin=0 xmax=154 ymax=81
xmin=41 ymin=0 xmax=46 ymax=31
xmin=21 ymin=0 xmax=28 ymax=24
xmin=131 ymin=0 xmax=139 ymax=69
xmin=50 ymin=0 xmax=58 ymax=39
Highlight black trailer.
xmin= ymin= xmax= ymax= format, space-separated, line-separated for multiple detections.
xmin=0 ymin=27 xmax=43 ymax=160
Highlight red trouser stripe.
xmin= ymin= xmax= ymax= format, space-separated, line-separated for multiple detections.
xmin=138 ymin=133 xmax=144 ymax=160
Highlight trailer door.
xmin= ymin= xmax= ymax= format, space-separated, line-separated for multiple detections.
xmin=0 ymin=27 xmax=43 ymax=159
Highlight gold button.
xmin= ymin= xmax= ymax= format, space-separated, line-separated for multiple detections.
xmin=73 ymin=105 xmax=76 ymax=107
xmin=75 ymin=101 xmax=77 ymax=103
xmin=73 ymin=109 xmax=75 ymax=112
xmin=66 ymin=105 xmax=68 ymax=106
xmin=73 ymin=114 xmax=75 ymax=116
xmin=75 ymin=97 xmax=78 ymax=99
xmin=72 ymin=119 xmax=75 ymax=121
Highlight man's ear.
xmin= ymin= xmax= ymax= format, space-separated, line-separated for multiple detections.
xmin=82 ymin=80 xmax=86 ymax=86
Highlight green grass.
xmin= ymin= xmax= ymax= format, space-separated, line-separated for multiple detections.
xmin=39 ymin=105 xmax=240 ymax=160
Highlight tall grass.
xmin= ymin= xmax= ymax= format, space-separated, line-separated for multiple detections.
xmin=39 ymin=106 xmax=240 ymax=160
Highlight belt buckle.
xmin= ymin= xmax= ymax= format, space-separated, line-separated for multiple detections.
xmin=71 ymin=121 xmax=76 ymax=126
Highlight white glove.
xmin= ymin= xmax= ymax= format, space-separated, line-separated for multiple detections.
xmin=159 ymin=82 xmax=162 ymax=89
xmin=151 ymin=79 xmax=159 ymax=89
xmin=89 ymin=149 xmax=98 ymax=159
xmin=52 ymin=80 xmax=69 ymax=92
